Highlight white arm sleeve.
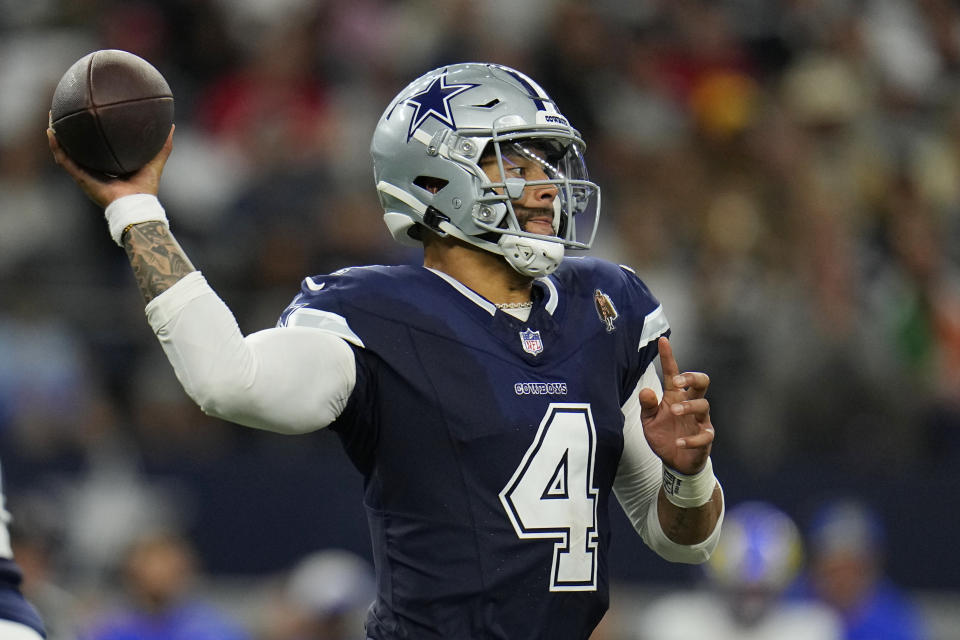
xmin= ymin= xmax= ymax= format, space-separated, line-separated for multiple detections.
xmin=144 ymin=271 xmax=356 ymax=434
xmin=613 ymin=363 xmax=724 ymax=564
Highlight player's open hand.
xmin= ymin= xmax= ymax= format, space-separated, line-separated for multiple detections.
xmin=639 ymin=337 xmax=714 ymax=475
xmin=47 ymin=121 xmax=174 ymax=208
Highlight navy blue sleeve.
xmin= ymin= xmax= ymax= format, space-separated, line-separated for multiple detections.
xmin=598 ymin=261 xmax=670 ymax=406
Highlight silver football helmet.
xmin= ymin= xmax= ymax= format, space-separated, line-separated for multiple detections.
xmin=371 ymin=63 xmax=600 ymax=277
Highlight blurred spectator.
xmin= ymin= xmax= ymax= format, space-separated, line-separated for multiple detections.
xmin=259 ymin=549 xmax=374 ymax=640
xmin=791 ymin=499 xmax=929 ymax=640
xmin=867 ymin=173 xmax=960 ymax=462
xmin=81 ymin=529 xmax=249 ymax=640
xmin=634 ymin=501 xmax=842 ymax=640
xmin=0 ymin=316 xmax=92 ymax=451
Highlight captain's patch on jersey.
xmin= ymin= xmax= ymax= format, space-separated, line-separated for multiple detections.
xmin=594 ymin=289 xmax=618 ymax=332
xmin=520 ymin=328 xmax=544 ymax=355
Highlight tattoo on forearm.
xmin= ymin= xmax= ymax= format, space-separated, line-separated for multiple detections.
xmin=123 ymin=221 xmax=196 ymax=303
xmin=664 ymin=502 xmax=691 ymax=542
xmin=658 ymin=486 xmax=723 ymax=545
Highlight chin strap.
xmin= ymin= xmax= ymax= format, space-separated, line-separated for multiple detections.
xmin=438 ymin=220 xmax=565 ymax=277
xmin=499 ymin=233 xmax=564 ymax=277
xmin=377 ymin=180 xmax=565 ymax=276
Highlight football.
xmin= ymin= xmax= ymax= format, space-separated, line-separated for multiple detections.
xmin=50 ymin=49 xmax=174 ymax=176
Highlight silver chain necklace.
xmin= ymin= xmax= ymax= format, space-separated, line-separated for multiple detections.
xmin=495 ymin=301 xmax=534 ymax=309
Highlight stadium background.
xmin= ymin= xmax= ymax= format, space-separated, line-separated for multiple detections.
xmin=1 ymin=0 xmax=958 ymax=638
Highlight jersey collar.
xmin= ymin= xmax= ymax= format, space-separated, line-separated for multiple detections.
xmin=423 ymin=267 xmax=559 ymax=317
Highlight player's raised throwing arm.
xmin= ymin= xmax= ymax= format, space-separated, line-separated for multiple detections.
xmin=123 ymin=220 xmax=195 ymax=303
xmin=48 ymin=127 xmax=356 ymax=434
xmin=48 ymin=126 xmax=192 ymax=302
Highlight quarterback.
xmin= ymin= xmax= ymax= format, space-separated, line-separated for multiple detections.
xmin=50 ymin=63 xmax=724 ymax=639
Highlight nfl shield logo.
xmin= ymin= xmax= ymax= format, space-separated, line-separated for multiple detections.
xmin=520 ymin=329 xmax=544 ymax=356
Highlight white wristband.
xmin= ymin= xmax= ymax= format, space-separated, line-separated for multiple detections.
xmin=104 ymin=193 xmax=168 ymax=246
xmin=662 ymin=457 xmax=717 ymax=508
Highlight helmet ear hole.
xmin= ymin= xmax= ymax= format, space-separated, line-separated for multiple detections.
xmin=413 ymin=176 xmax=449 ymax=195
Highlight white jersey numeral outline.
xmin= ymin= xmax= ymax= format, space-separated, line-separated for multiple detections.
xmin=500 ymin=403 xmax=600 ymax=591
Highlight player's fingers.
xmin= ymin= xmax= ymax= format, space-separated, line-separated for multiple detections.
xmin=47 ymin=127 xmax=66 ymax=164
xmin=160 ymin=124 xmax=175 ymax=156
xmin=47 ymin=128 xmax=95 ymax=182
xmin=669 ymin=398 xmax=710 ymax=420
xmin=658 ymin=337 xmax=680 ymax=388
xmin=638 ymin=387 xmax=660 ymax=421
xmin=142 ymin=124 xmax=175 ymax=173
xmin=677 ymin=425 xmax=715 ymax=449
xmin=674 ymin=371 xmax=710 ymax=399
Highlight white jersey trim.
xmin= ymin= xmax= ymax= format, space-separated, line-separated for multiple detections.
xmin=425 ymin=267 xmax=560 ymax=316
xmin=284 ymin=307 xmax=365 ymax=348
xmin=539 ymin=275 xmax=559 ymax=315
xmin=638 ymin=305 xmax=669 ymax=351
xmin=425 ymin=267 xmax=499 ymax=315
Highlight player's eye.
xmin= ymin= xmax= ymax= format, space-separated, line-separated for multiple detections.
xmin=502 ymin=157 xmax=527 ymax=178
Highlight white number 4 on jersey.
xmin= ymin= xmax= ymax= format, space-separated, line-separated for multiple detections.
xmin=500 ymin=403 xmax=600 ymax=591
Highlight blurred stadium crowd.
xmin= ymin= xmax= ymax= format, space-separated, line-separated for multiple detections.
xmin=1 ymin=0 xmax=959 ymax=638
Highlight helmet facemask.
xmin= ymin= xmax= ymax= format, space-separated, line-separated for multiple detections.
xmin=459 ymin=133 xmax=597 ymax=276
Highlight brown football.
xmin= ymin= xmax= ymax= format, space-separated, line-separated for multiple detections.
xmin=50 ymin=49 xmax=174 ymax=175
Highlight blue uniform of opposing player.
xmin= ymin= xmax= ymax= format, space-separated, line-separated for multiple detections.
xmin=0 ymin=462 xmax=46 ymax=640
xmin=50 ymin=63 xmax=725 ymax=639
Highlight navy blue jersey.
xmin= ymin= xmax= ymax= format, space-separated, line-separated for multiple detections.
xmin=279 ymin=257 xmax=668 ymax=640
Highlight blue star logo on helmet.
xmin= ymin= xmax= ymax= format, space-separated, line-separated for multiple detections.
xmin=403 ymin=73 xmax=478 ymax=141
